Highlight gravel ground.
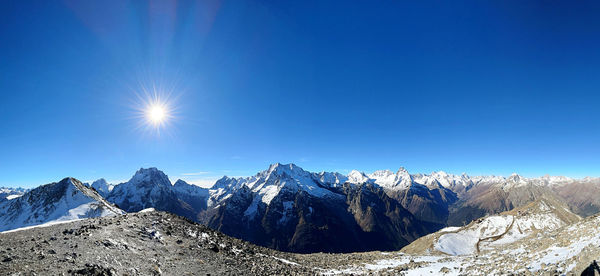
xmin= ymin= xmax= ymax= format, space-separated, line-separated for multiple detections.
xmin=0 ymin=211 xmax=316 ymax=275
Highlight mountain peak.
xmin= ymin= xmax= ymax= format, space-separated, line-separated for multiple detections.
xmin=435 ymin=170 xmax=448 ymax=176
xmin=135 ymin=167 xmax=161 ymax=175
xmin=91 ymin=178 xmax=108 ymax=186
xmin=90 ymin=178 xmax=113 ymax=196
xmin=268 ymin=162 xmax=301 ymax=172
xmin=368 ymin=168 xmax=412 ymax=190
xmin=61 ymin=177 xmax=83 ymax=188
xmin=397 ymin=167 xmax=409 ymax=174
xmin=173 ymin=179 xmax=188 ymax=187
xmin=264 ymin=163 xmax=308 ymax=179
xmin=129 ymin=167 xmax=171 ymax=187
xmin=370 ymin=170 xmax=395 ymax=178
xmin=348 ymin=170 xmax=370 ymax=184
xmin=508 ymin=173 xmax=524 ymax=182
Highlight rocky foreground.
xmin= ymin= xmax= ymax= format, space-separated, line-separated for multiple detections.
xmin=0 ymin=211 xmax=312 ymax=275
xmin=1 ymin=210 xmax=600 ymax=275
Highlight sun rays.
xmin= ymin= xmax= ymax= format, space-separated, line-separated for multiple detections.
xmin=130 ymin=82 xmax=178 ymax=137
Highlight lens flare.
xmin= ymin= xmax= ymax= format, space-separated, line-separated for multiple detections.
xmin=130 ymin=82 xmax=179 ymax=137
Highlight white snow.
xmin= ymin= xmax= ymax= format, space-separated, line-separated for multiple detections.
xmin=435 ymin=215 xmax=514 ymax=255
xmin=0 ymin=218 xmax=84 ymax=234
xmin=363 ymin=258 xmax=410 ymax=270
xmin=435 ymin=232 xmax=479 ymax=255
xmin=5 ymin=194 xmax=22 ymax=200
xmin=321 ymin=255 xmax=461 ymax=275
xmin=259 ymin=185 xmax=281 ymax=205
xmin=211 ymin=163 xmax=342 ymax=210
xmin=347 ymin=170 xmax=371 ymax=184
xmin=435 ymin=198 xmax=576 ymax=256
xmin=316 ymin=172 xmax=348 ymax=188
xmin=278 ymin=201 xmax=294 ymax=224
xmin=438 ymin=226 xmax=461 ymax=233
xmin=271 ymin=256 xmax=299 ymax=266
xmin=243 ymin=198 xmax=260 ymax=218
xmin=369 ymin=167 xmax=414 ymax=190
xmin=528 ymin=232 xmax=600 ymax=271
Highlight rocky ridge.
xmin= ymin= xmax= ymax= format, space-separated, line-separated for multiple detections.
xmin=0 ymin=178 xmax=123 ymax=232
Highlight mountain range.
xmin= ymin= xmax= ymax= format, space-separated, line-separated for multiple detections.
xmin=2 ymin=163 xmax=600 ymax=254
xmin=1 ymin=175 xmax=599 ymax=275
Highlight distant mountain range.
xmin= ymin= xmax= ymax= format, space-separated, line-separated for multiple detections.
xmin=2 ymin=163 xmax=600 ymax=253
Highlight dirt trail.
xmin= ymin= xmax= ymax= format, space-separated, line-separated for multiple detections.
xmin=475 ymin=216 xmax=515 ymax=253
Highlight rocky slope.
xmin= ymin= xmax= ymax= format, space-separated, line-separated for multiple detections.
xmin=402 ymin=196 xmax=581 ymax=255
xmin=0 ymin=210 xmax=314 ymax=275
xmin=552 ymin=177 xmax=600 ymax=217
xmin=0 ymin=178 xmax=123 ymax=232
xmin=314 ymin=198 xmax=598 ymax=275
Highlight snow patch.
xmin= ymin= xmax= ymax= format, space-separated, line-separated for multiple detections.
xmin=5 ymin=194 xmax=22 ymax=200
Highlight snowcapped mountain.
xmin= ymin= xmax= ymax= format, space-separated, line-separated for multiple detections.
xmin=347 ymin=170 xmax=371 ymax=184
xmin=92 ymin=164 xmax=600 ymax=253
xmin=0 ymin=178 xmax=123 ymax=232
xmin=205 ymin=163 xmax=350 ymax=212
xmin=368 ymin=167 xmax=413 ymax=190
xmin=345 ymin=167 xmax=459 ymax=225
xmin=199 ymin=163 xmax=440 ymax=253
xmin=198 ymin=164 xmax=600 ymax=253
xmin=90 ymin=178 xmax=113 ymax=198
xmin=218 ymin=163 xmax=341 ymax=205
xmin=106 ymin=168 xmax=201 ymax=220
xmin=0 ymin=187 xmax=28 ymax=201
xmin=314 ymin=171 xmax=348 ymax=188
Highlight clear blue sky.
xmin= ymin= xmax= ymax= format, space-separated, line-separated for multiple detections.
xmin=2 ymin=1 xmax=600 ymax=187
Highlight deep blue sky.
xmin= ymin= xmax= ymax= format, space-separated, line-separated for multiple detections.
xmin=2 ymin=1 xmax=600 ymax=187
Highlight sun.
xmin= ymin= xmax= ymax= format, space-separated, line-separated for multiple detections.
xmin=135 ymin=94 xmax=174 ymax=133
xmin=147 ymin=104 xmax=166 ymax=125
xmin=130 ymin=81 xmax=179 ymax=136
